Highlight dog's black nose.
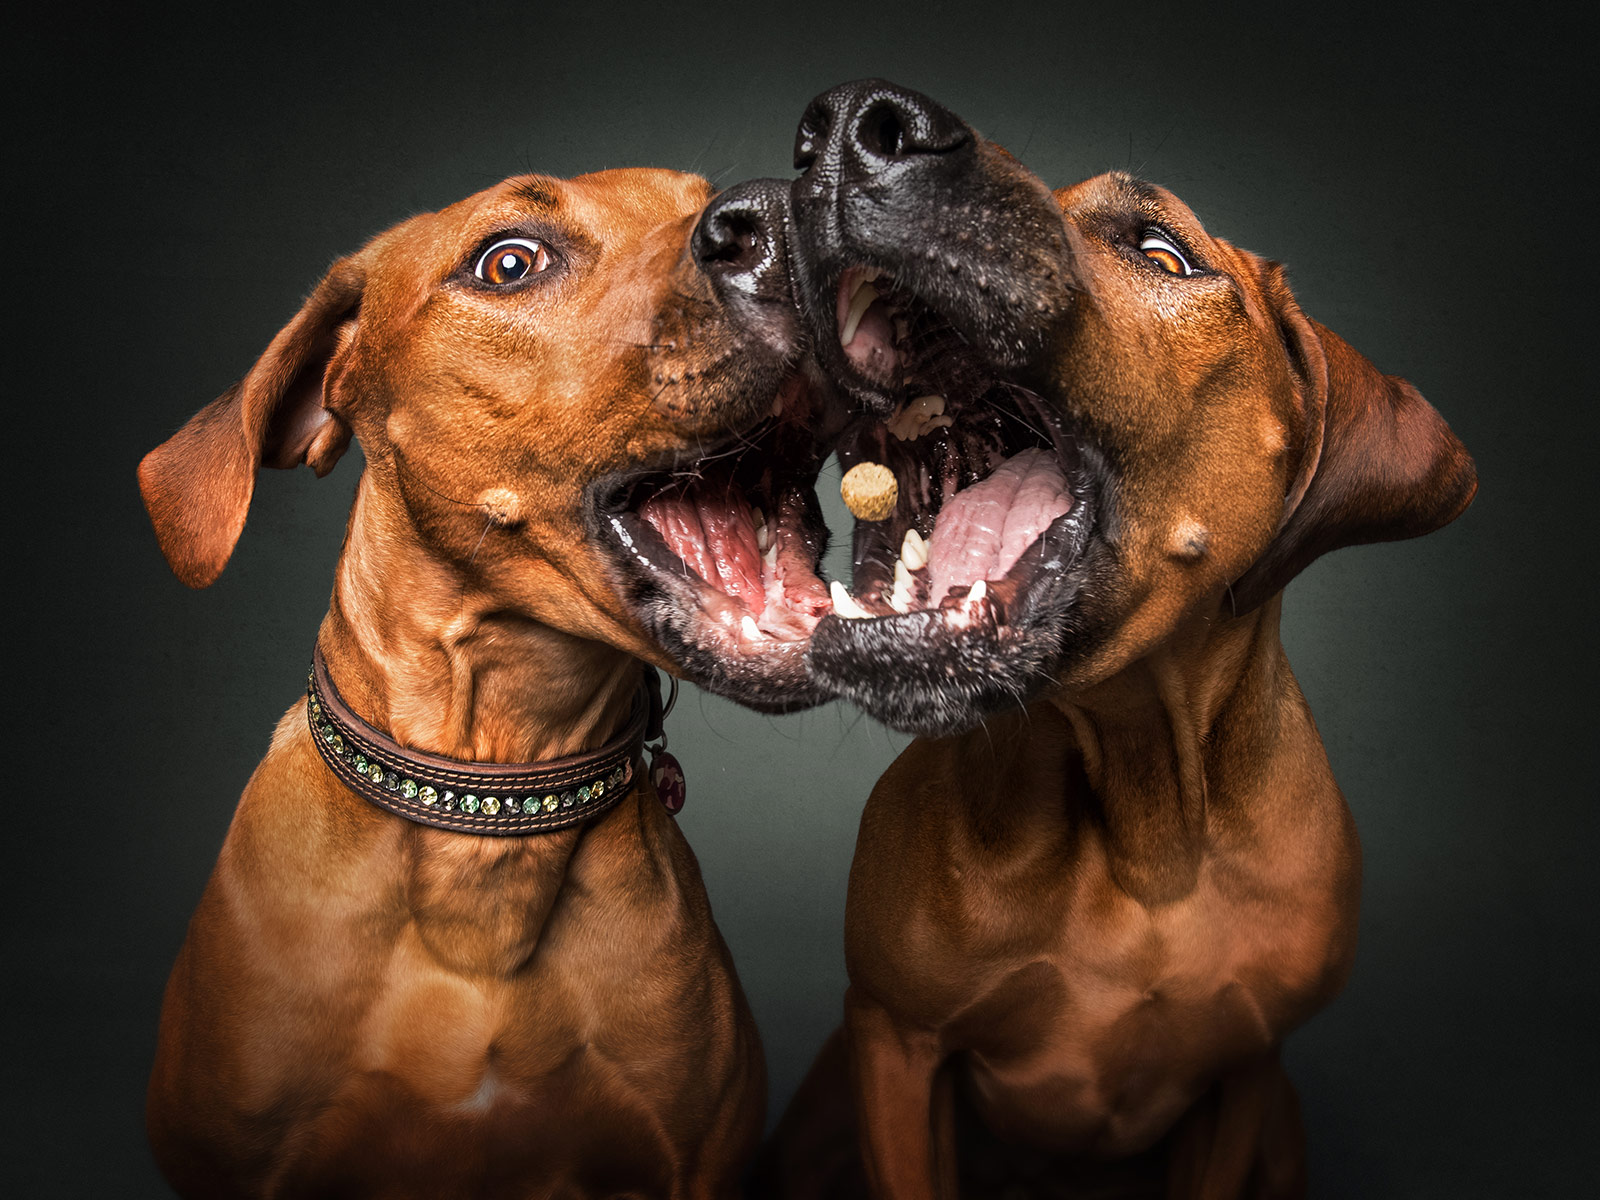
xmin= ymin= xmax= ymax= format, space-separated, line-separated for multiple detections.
xmin=692 ymin=178 xmax=796 ymax=348
xmin=794 ymin=79 xmax=970 ymax=176
xmin=692 ymin=178 xmax=788 ymax=283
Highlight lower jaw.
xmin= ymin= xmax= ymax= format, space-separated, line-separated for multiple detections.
xmin=805 ymin=383 xmax=1102 ymax=732
xmin=804 ymin=605 xmax=1064 ymax=737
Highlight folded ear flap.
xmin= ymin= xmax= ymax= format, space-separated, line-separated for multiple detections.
xmin=138 ymin=257 xmax=365 ymax=588
xmin=1230 ymin=298 xmax=1478 ymax=613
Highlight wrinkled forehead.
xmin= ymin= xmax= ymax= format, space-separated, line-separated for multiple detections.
xmin=473 ymin=167 xmax=713 ymax=238
xmin=1056 ymin=172 xmax=1207 ymax=237
xmin=1055 ymin=170 xmax=1268 ymax=281
xmin=367 ymin=167 xmax=714 ymax=276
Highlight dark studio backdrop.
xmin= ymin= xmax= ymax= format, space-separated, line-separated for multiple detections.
xmin=7 ymin=1 xmax=1595 ymax=1194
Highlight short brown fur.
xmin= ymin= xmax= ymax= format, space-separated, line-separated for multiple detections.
xmin=141 ymin=169 xmax=772 ymax=1199
xmin=762 ymin=172 xmax=1475 ymax=1198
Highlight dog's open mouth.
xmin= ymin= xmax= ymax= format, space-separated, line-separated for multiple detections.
xmin=802 ymin=266 xmax=1107 ymax=735
xmin=588 ymin=263 xmax=1102 ymax=729
xmin=593 ymin=371 xmax=846 ymax=710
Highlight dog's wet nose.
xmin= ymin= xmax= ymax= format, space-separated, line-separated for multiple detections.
xmin=692 ymin=178 xmax=796 ymax=348
xmin=692 ymin=179 xmax=788 ymax=282
xmin=794 ymin=79 xmax=970 ymax=178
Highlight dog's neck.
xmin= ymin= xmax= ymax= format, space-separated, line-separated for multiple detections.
xmin=1051 ymin=594 xmax=1298 ymax=904
xmin=317 ymin=474 xmax=642 ymax=765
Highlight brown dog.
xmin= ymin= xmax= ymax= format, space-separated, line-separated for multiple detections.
xmin=139 ymin=167 xmax=845 ymax=1197
xmin=761 ymin=81 xmax=1478 ymax=1198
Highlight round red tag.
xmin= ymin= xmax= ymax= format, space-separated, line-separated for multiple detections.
xmin=651 ymin=751 xmax=686 ymax=814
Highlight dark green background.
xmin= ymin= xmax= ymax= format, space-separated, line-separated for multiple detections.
xmin=8 ymin=1 xmax=1595 ymax=1195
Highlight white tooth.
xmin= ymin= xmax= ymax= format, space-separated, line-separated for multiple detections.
xmin=840 ymin=282 xmax=880 ymax=348
xmin=917 ymin=394 xmax=946 ymax=417
xmin=830 ymin=579 xmax=872 ymax=620
xmin=763 ymin=543 xmax=778 ymax=567
xmin=888 ymin=588 xmax=911 ymax=615
xmin=895 ymin=559 xmax=914 ymax=589
xmin=968 ymin=579 xmax=987 ymax=604
xmin=741 ymin=615 xmax=762 ymax=641
xmin=901 ymin=528 xmax=928 ymax=570
xmin=752 ymin=508 xmax=769 ymax=552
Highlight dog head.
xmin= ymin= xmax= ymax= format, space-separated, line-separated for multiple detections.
xmin=140 ymin=168 xmax=847 ymax=711
xmin=789 ymin=80 xmax=1477 ymax=736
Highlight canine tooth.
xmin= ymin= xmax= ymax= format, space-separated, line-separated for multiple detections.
xmin=752 ymin=508 xmax=769 ymax=552
xmin=740 ymin=615 xmax=762 ymax=641
xmin=830 ymin=580 xmax=872 ymax=620
xmin=968 ymin=579 xmax=987 ymax=604
xmin=901 ymin=528 xmax=929 ymax=570
xmin=763 ymin=543 xmax=778 ymax=567
xmin=888 ymin=587 xmax=912 ymax=615
xmin=841 ymin=282 xmax=880 ymax=347
xmin=894 ymin=559 xmax=914 ymax=590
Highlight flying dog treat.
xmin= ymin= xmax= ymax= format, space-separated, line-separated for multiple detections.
xmin=841 ymin=462 xmax=898 ymax=522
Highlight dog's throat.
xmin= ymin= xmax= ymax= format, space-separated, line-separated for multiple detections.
xmin=306 ymin=647 xmax=671 ymax=835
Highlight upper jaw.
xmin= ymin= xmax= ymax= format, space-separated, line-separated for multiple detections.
xmin=791 ymin=208 xmax=1076 ymax=420
xmin=784 ymin=118 xmax=1113 ymax=736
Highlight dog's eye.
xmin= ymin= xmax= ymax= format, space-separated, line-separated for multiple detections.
xmin=1138 ymin=233 xmax=1192 ymax=276
xmin=475 ymin=238 xmax=552 ymax=285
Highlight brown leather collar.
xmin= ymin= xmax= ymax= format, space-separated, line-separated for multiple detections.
xmin=306 ymin=646 xmax=661 ymax=836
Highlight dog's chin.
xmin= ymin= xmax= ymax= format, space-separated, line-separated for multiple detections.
xmin=792 ymin=265 xmax=1114 ymax=737
xmin=805 ymin=536 xmax=1114 ymax=737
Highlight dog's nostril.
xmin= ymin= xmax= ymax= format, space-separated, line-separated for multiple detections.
xmin=705 ymin=216 xmax=759 ymax=266
xmin=863 ymin=105 xmax=907 ymax=159
xmin=695 ymin=207 xmax=765 ymax=274
xmin=794 ymin=107 xmax=831 ymax=170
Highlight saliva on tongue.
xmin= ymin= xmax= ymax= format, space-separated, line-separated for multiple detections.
xmin=638 ymin=486 xmax=766 ymax=615
xmin=925 ymin=448 xmax=1071 ymax=606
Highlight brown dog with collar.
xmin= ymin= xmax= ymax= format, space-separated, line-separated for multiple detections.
xmin=139 ymin=168 xmax=848 ymax=1197
xmin=760 ymin=82 xmax=1478 ymax=1197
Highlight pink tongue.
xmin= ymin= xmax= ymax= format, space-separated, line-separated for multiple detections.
xmin=639 ymin=488 xmax=766 ymax=616
xmin=926 ymin=448 xmax=1072 ymax=605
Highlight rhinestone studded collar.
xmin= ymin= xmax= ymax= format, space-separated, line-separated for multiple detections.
xmin=306 ymin=646 xmax=657 ymax=836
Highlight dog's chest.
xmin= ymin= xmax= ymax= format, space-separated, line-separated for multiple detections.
xmin=961 ymin=865 xmax=1347 ymax=1154
xmin=849 ymin=792 xmax=1357 ymax=1156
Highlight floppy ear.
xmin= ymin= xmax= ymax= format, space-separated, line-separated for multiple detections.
xmin=1230 ymin=274 xmax=1478 ymax=613
xmin=138 ymin=257 xmax=364 ymax=588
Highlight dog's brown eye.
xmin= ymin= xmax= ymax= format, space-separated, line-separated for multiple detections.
xmin=476 ymin=238 xmax=552 ymax=285
xmin=1138 ymin=233 xmax=1192 ymax=276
